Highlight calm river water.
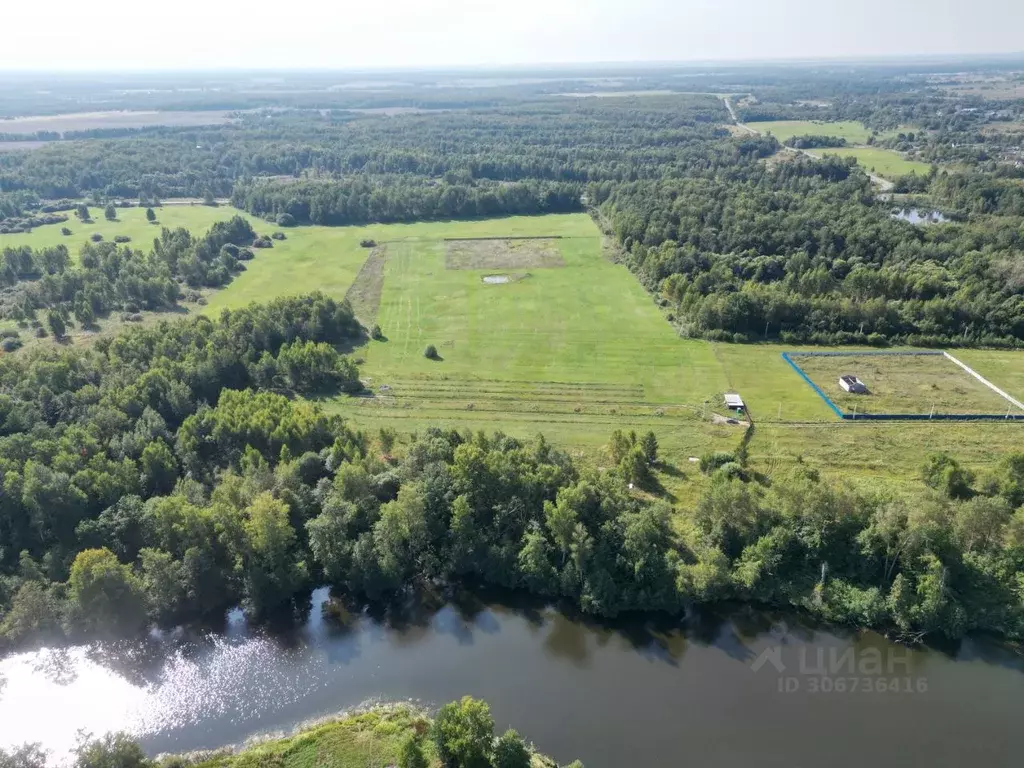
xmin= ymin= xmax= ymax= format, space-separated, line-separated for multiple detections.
xmin=2 ymin=588 xmax=1023 ymax=767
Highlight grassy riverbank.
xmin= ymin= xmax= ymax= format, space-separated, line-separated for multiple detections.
xmin=184 ymin=702 xmax=572 ymax=768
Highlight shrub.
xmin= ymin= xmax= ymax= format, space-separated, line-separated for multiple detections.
xmin=60 ymin=227 xmax=72 ymax=236
xmin=252 ymin=236 xmax=273 ymax=248
xmin=276 ymin=213 xmax=297 ymax=227
xmin=714 ymin=462 xmax=748 ymax=482
xmin=700 ymin=450 xmax=736 ymax=474
xmin=237 ymin=248 xmax=255 ymax=261
xmin=0 ymin=329 xmax=19 ymax=339
xmin=271 ymin=231 xmax=286 ymax=240
xmin=1 ymin=337 xmax=22 ymax=352
xmin=34 ymin=327 xmax=47 ymax=338
xmin=424 ymin=344 xmax=439 ymax=359
xmin=370 ymin=324 xmax=383 ymax=340
xmin=113 ymin=235 xmax=131 ymax=243
xmin=360 ymin=239 xmax=377 ymax=248
xmin=90 ymin=233 xmax=103 ymax=242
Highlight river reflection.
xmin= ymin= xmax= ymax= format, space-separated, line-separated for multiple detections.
xmin=2 ymin=588 xmax=1024 ymax=768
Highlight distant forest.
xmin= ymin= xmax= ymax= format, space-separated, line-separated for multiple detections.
xmin=2 ymin=68 xmax=1024 ymax=347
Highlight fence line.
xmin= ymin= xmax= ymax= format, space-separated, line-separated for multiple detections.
xmin=780 ymin=352 xmax=845 ymax=418
xmin=942 ymin=352 xmax=1024 ymax=411
xmin=781 ymin=351 xmax=1024 ymax=422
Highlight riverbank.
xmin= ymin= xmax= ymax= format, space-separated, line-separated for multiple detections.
xmin=3 ymin=597 xmax=1024 ymax=767
xmin=177 ymin=701 xmax=568 ymax=768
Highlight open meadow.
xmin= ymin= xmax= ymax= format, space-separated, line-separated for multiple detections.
xmin=806 ymin=146 xmax=932 ymax=178
xmin=751 ymin=120 xmax=880 ymax=144
xmin=4 ymin=207 xmax=1024 ymax=496
xmin=312 ymin=214 xmax=741 ymax=482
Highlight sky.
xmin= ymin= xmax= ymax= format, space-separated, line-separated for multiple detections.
xmin=2 ymin=0 xmax=1023 ymax=71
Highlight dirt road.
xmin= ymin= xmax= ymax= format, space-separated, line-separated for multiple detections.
xmin=720 ymin=96 xmax=894 ymax=191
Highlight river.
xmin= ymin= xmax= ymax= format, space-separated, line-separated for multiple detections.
xmin=2 ymin=588 xmax=1023 ymax=767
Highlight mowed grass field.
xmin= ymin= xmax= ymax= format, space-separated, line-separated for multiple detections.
xmin=317 ymin=215 xmax=742 ymax=476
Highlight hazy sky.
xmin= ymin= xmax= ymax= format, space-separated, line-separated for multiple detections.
xmin=3 ymin=0 xmax=1022 ymax=70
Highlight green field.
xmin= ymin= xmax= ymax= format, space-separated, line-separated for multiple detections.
xmin=313 ymin=215 xmax=740 ymax=475
xmin=4 ymin=207 xmax=1024 ymax=494
xmin=742 ymin=120 xmax=930 ymax=179
xmin=791 ymin=353 xmax=1024 ymax=416
xmin=751 ymin=120 xmax=880 ymax=144
xmin=806 ymin=146 xmax=931 ymax=178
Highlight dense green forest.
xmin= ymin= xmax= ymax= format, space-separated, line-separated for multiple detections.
xmin=0 ymin=293 xmax=1022 ymax=648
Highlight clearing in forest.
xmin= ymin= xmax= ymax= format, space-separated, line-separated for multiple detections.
xmin=324 ymin=213 xmax=736 ymax=462
xmin=751 ymin=120 xmax=881 ymax=144
xmin=804 ymin=146 xmax=931 ymax=178
xmin=743 ymin=120 xmax=930 ymax=179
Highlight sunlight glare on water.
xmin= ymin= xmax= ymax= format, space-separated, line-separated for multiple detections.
xmin=0 ymin=634 xmax=325 ymax=764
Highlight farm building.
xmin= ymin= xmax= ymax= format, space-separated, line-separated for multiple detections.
xmin=839 ymin=375 xmax=868 ymax=394
xmin=724 ymin=393 xmax=745 ymax=411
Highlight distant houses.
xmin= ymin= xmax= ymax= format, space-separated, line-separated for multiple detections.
xmin=839 ymin=374 xmax=868 ymax=394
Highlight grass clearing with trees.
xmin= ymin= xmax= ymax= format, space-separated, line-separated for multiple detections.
xmin=742 ymin=120 xmax=930 ymax=178
xmin=806 ymin=146 xmax=932 ymax=178
xmin=752 ymin=120 xmax=882 ymax=144
xmin=0 ymin=204 xmax=262 ymax=258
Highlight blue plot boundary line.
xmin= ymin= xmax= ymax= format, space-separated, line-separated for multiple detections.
xmin=781 ymin=351 xmax=1024 ymax=422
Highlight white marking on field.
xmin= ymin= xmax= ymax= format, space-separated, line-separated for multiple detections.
xmin=942 ymin=351 xmax=1024 ymax=412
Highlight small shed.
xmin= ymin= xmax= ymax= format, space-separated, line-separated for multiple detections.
xmin=839 ymin=374 xmax=868 ymax=394
xmin=724 ymin=393 xmax=745 ymax=411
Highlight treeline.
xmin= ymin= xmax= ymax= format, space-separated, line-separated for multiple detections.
xmin=1 ymin=298 xmax=1023 ymax=648
xmin=597 ymin=157 xmax=1024 ymax=345
xmin=0 ymin=216 xmax=259 ymax=341
xmin=783 ymin=134 xmax=847 ymax=149
xmin=233 ymin=177 xmax=583 ymax=225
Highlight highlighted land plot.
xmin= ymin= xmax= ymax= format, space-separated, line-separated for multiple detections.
xmin=783 ymin=350 xmax=1024 ymax=421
